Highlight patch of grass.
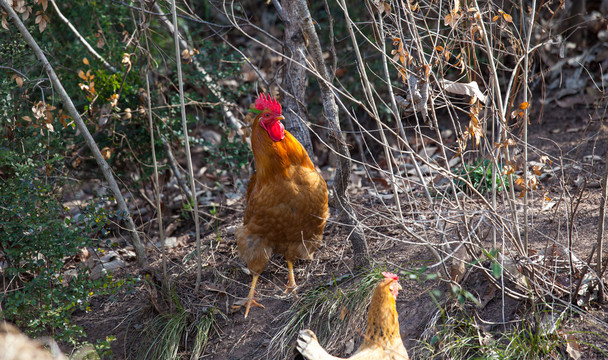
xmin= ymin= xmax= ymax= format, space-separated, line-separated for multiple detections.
xmin=454 ymin=159 xmax=508 ymax=194
xmin=268 ymin=269 xmax=384 ymax=359
xmin=135 ymin=286 xmax=219 ymax=360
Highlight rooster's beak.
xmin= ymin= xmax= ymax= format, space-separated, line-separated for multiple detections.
xmin=276 ymin=115 xmax=285 ymax=121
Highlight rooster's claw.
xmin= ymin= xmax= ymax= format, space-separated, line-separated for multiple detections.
xmin=232 ymin=298 xmax=265 ymax=318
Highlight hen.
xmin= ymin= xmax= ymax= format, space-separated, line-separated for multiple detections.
xmin=297 ymin=272 xmax=409 ymax=360
xmin=233 ymin=93 xmax=328 ymax=318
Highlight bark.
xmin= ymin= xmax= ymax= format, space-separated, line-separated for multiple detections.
xmin=293 ymin=0 xmax=370 ymax=269
xmin=279 ymin=0 xmax=314 ymax=158
xmin=0 ymin=0 xmax=147 ymax=266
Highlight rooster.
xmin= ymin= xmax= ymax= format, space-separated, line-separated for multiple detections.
xmin=233 ymin=93 xmax=328 ymax=318
xmin=297 ymin=272 xmax=409 ymax=360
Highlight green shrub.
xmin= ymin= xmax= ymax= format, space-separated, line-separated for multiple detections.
xmin=0 ymin=150 xmax=120 ymax=354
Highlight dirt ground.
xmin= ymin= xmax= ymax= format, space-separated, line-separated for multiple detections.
xmin=68 ymin=95 xmax=608 ymax=360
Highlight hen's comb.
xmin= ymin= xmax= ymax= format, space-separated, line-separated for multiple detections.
xmin=382 ymin=272 xmax=399 ymax=281
xmin=255 ymin=93 xmax=282 ymax=115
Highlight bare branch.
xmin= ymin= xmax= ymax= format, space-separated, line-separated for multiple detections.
xmin=167 ymin=0 xmax=203 ymax=291
xmin=50 ymin=0 xmax=117 ymax=73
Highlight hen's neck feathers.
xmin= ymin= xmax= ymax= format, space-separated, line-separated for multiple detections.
xmin=251 ymin=113 xmax=315 ymax=180
xmin=362 ymin=278 xmax=401 ymax=347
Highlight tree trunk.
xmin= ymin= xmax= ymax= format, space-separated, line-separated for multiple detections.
xmin=292 ymin=0 xmax=370 ymax=269
xmin=280 ymin=0 xmax=314 ymax=158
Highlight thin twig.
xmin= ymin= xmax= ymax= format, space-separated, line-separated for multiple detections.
xmin=50 ymin=0 xmax=117 ymax=73
xmin=522 ymin=0 xmax=538 ymax=254
xmin=153 ymin=2 xmax=244 ymax=133
xmin=140 ymin=6 xmax=167 ymax=280
xmin=169 ymin=0 xmax=202 ymax=291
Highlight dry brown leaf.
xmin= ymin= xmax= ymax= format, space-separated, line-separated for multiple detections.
xmin=35 ymin=11 xmax=48 ymax=32
xmin=441 ymin=80 xmax=488 ymax=104
xmin=122 ymin=53 xmax=132 ymax=67
xmin=71 ymin=157 xmax=81 ymax=168
xmin=2 ymin=11 xmax=9 ymax=30
xmin=101 ymin=147 xmax=112 ymax=160
xmin=450 ymin=246 xmax=467 ymax=282
xmin=11 ymin=74 xmax=23 ymax=87
xmin=478 ymin=284 xmax=497 ymax=309
xmin=109 ymin=93 xmax=119 ymax=107
xmin=96 ymin=31 xmax=105 ymax=48
xmin=564 ymin=334 xmax=581 ymax=360
xmin=37 ymin=0 xmax=48 ymax=11
xmin=21 ymin=5 xmax=31 ymax=20
xmin=58 ymin=111 xmax=69 ymax=128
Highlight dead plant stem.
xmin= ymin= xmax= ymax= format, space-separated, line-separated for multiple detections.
xmin=169 ymin=0 xmax=202 ymax=290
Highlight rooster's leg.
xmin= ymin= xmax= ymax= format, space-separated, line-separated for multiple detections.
xmin=285 ymin=260 xmax=298 ymax=294
xmin=232 ymin=274 xmax=264 ymax=318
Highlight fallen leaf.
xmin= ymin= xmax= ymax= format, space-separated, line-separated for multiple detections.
xmin=565 ymin=334 xmax=581 ymax=360
xmin=441 ymin=80 xmax=488 ymax=104
xmin=542 ymin=201 xmax=557 ymax=212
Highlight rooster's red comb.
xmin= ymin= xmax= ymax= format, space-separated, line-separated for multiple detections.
xmin=382 ymin=272 xmax=399 ymax=281
xmin=255 ymin=93 xmax=282 ymax=115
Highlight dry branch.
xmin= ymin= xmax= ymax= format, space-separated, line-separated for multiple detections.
xmin=49 ymin=0 xmax=117 ymax=73
xmin=167 ymin=0 xmax=202 ymax=291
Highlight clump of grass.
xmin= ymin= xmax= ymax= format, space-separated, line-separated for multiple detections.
xmin=135 ymin=286 xmax=219 ymax=360
xmin=267 ymin=269 xmax=384 ymax=359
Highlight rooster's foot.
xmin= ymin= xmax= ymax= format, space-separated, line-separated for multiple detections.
xmin=232 ymin=298 xmax=264 ymax=318
xmin=284 ymin=282 xmax=298 ymax=295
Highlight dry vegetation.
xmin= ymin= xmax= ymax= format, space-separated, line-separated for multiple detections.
xmin=2 ymin=0 xmax=608 ymax=359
